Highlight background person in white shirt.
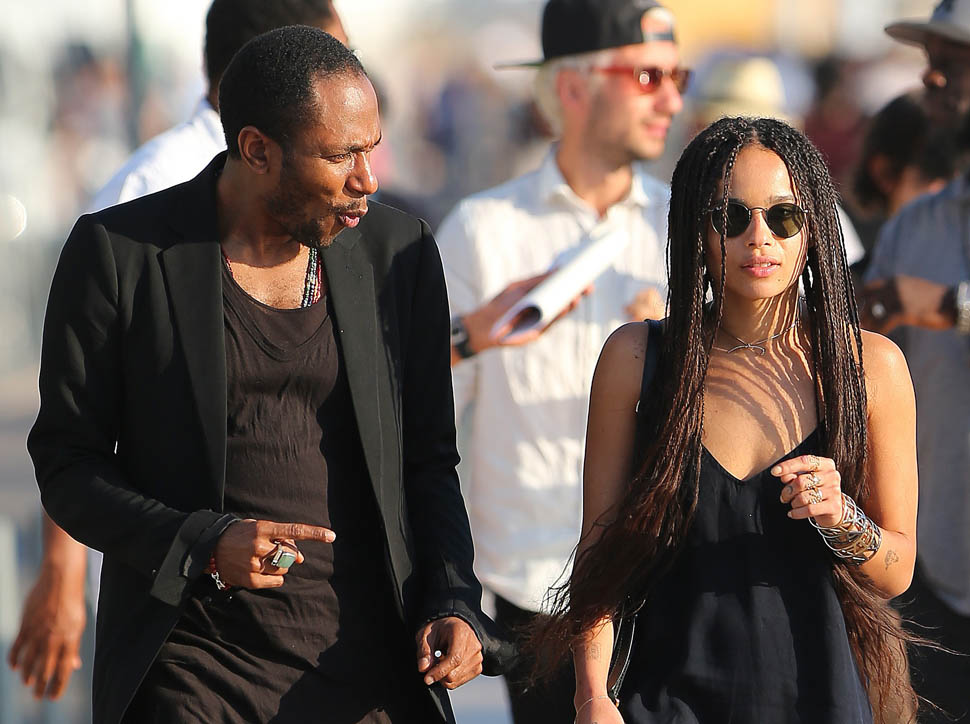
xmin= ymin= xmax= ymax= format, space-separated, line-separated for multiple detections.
xmin=436 ymin=0 xmax=687 ymax=720
xmin=7 ymin=0 xmax=347 ymax=701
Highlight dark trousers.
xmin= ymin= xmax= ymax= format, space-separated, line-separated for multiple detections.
xmin=493 ymin=594 xmax=576 ymax=724
xmin=900 ymin=566 xmax=970 ymax=723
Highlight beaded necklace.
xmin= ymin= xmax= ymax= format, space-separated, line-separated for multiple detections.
xmin=221 ymin=246 xmax=322 ymax=307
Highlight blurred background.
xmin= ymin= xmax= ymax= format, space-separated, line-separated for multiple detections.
xmin=0 ymin=0 xmax=939 ymax=721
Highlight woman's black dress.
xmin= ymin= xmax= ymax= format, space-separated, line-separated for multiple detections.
xmin=618 ymin=431 xmax=874 ymax=723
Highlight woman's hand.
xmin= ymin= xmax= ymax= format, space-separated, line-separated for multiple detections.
xmin=772 ymin=454 xmax=845 ymax=528
xmin=575 ymin=695 xmax=624 ymax=724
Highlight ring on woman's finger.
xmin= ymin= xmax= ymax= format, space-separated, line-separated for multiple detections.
xmin=807 ymin=455 xmax=821 ymax=472
xmin=808 ymin=488 xmax=823 ymax=505
xmin=806 ymin=472 xmax=821 ymax=490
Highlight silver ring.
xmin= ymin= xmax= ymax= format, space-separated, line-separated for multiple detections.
xmin=269 ymin=542 xmax=298 ymax=569
xmin=806 ymin=472 xmax=822 ymax=490
xmin=809 ymin=488 xmax=823 ymax=505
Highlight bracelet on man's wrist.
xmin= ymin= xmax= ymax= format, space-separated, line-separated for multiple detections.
xmin=955 ymin=281 xmax=970 ymax=335
xmin=450 ymin=316 xmax=477 ymax=360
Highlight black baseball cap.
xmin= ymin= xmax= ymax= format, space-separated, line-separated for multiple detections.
xmin=498 ymin=0 xmax=675 ymax=68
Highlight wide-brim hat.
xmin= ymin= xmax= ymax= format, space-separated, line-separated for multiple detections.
xmin=497 ymin=0 xmax=675 ymax=69
xmin=886 ymin=0 xmax=970 ymax=48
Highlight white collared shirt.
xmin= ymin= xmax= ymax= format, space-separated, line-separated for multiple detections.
xmin=436 ymin=148 xmax=669 ymax=611
xmin=87 ymin=98 xmax=224 ymax=212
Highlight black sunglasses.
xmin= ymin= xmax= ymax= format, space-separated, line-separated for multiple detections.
xmin=708 ymin=201 xmax=806 ymax=239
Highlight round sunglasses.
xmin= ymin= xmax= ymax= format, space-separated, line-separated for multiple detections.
xmin=708 ymin=201 xmax=807 ymax=239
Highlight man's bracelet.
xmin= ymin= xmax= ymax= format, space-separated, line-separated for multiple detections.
xmin=450 ymin=316 xmax=477 ymax=360
xmin=955 ymin=281 xmax=970 ymax=335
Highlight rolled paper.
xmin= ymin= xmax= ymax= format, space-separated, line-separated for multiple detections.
xmin=489 ymin=227 xmax=628 ymax=343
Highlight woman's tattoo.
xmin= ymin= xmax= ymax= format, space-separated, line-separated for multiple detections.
xmin=885 ymin=549 xmax=899 ymax=570
xmin=589 ymin=642 xmax=602 ymax=661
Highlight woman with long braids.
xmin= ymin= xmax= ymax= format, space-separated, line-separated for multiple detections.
xmin=537 ymin=117 xmax=919 ymax=724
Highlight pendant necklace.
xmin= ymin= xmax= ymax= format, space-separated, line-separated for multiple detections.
xmin=713 ymin=314 xmax=800 ymax=355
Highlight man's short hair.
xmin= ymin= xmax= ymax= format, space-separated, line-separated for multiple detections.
xmin=204 ymin=0 xmax=338 ymax=89
xmin=533 ymin=50 xmax=608 ymax=136
xmin=219 ymin=25 xmax=365 ymax=158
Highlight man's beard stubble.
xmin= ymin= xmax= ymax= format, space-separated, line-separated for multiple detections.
xmin=264 ymin=160 xmax=365 ymax=250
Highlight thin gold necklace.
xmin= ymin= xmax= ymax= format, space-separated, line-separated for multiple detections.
xmin=713 ymin=315 xmax=800 ymax=355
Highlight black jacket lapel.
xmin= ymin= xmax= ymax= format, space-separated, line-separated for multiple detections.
xmin=322 ymin=229 xmax=399 ymax=516
xmin=159 ymin=157 xmax=227 ymax=508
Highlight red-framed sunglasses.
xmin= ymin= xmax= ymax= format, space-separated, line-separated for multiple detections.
xmin=591 ymin=65 xmax=691 ymax=94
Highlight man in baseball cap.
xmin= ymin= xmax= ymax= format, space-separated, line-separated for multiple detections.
xmin=886 ymin=0 xmax=970 ymax=129
xmin=436 ymin=1 xmax=687 ymax=721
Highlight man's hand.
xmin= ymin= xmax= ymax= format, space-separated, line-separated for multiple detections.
xmin=860 ymin=275 xmax=955 ymax=334
xmin=456 ymin=272 xmax=586 ymax=362
xmin=415 ymin=616 xmax=483 ymax=689
xmin=8 ymin=567 xmax=85 ymax=699
xmin=211 ymin=519 xmax=335 ymax=589
xmin=624 ymin=286 xmax=665 ymax=322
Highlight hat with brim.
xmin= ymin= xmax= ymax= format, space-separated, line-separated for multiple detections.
xmin=886 ymin=0 xmax=970 ymax=48
xmin=692 ymin=57 xmax=794 ymax=127
xmin=497 ymin=0 xmax=675 ymax=69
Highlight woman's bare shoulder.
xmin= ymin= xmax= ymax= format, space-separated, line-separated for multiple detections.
xmin=592 ymin=322 xmax=654 ymax=404
xmin=860 ymin=329 xmax=914 ymax=409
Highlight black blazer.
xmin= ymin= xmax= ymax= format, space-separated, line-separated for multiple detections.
xmin=28 ymin=154 xmax=513 ymax=724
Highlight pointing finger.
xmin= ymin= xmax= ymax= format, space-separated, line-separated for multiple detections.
xmin=265 ymin=522 xmax=335 ymax=543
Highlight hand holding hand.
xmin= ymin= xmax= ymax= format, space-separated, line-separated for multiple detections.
xmin=772 ymin=454 xmax=844 ymax=528
xmin=211 ymin=519 xmax=335 ymax=589
xmin=8 ymin=567 xmax=85 ymax=699
xmin=415 ymin=616 xmax=483 ymax=689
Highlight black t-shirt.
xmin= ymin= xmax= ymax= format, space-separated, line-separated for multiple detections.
xmin=126 ymin=265 xmax=434 ymax=723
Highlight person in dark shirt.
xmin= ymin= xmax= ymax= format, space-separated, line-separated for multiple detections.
xmin=28 ymin=26 xmax=511 ymax=724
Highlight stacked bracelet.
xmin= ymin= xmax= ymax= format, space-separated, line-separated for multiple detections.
xmin=810 ymin=493 xmax=882 ymax=565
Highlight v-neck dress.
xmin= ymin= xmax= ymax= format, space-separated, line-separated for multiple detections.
xmin=618 ymin=430 xmax=874 ymax=723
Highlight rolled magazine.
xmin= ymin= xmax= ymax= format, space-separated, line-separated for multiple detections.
xmin=489 ymin=227 xmax=629 ymax=343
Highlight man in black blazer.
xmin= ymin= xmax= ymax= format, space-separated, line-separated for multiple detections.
xmin=28 ymin=26 xmax=510 ymax=724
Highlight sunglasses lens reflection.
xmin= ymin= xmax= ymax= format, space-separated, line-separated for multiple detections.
xmin=766 ymin=203 xmax=804 ymax=237
xmin=711 ymin=202 xmax=805 ymax=239
xmin=636 ymin=67 xmax=690 ymax=94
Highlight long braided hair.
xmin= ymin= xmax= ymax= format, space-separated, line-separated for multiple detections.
xmin=533 ymin=117 xmax=917 ymax=721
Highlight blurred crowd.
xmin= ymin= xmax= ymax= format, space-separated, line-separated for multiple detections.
xmin=4 ymin=0 xmax=969 ymax=722
xmin=0 ymin=1 xmax=943 ymax=375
